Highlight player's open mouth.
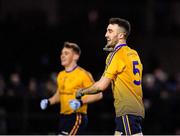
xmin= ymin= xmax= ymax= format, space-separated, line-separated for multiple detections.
xmin=107 ymin=39 xmax=110 ymax=42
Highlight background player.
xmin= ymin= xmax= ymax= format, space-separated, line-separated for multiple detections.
xmin=40 ymin=41 xmax=103 ymax=135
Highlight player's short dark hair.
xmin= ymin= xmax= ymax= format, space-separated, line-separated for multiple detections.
xmin=63 ymin=41 xmax=81 ymax=55
xmin=109 ymin=17 xmax=131 ymax=38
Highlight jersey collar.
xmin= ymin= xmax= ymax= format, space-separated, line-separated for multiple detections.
xmin=114 ymin=43 xmax=127 ymax=51
xmin=65 ymin=65 xmax=78 ymax=73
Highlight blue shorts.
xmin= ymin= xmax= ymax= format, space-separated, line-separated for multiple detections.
xmin=58 ymin=113 xmax=88 ymax=135
xmin=115 ymin=114 xmax=143 ymax=135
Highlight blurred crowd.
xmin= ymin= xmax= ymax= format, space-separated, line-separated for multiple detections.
xmin=0 ymin=72 xmax=57 ymax=99
xmin=143 ymin=67 xmax=180 ymax=134
xmin=0 ymin=71 xmax=58 ymax=134
xmin=0 ymin=66 xmax=180 ymax=134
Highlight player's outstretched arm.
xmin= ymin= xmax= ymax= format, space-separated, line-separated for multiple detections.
xmin=76 ymin=76 xmax=111 ymax=99
xmin=40 ymin=89 xmax=60 ymax=110
xmin=69 ymin=92 xmax=103 ymax=110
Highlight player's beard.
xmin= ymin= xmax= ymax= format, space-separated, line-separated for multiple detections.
xmin=106 ymin=38 xmax=118 ymax=48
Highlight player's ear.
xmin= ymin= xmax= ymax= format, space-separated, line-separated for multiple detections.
xmin=118 ymin=32 xmax=125 ymax=39
xmin=74 ymin=54 xmax=80 ymax=61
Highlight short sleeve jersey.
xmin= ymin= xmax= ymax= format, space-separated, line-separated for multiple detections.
xmin=57 ymin=66 xmax=94 ymax=114
xmin=103 ymin=44 xmax=145 ymax=118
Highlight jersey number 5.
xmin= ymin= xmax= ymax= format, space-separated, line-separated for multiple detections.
xmin=133 ymin=61 xmax=141 ymax=85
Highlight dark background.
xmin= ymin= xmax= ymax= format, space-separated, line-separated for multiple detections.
xmin=0 ymin=0 xmax=180 ymax=134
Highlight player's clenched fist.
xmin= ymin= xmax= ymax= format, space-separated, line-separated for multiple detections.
xmin=69 ymin=99 xmax=83 ymax=110
xmin=75 ymin=89 xmax=84 ymax=100
xmin=40 ymin=99 xmax=50 ymax=110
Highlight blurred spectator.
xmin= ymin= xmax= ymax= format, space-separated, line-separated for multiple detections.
xmin=153 ymin=67 xmax=172 ymax=97
xmin=26 ymin=78 xmax=39 ymax=98
xmin=143 ymin=73 xmax=160 ymax=105
xmin=7 ymin=72 xmax=26 ymax=97
xmin=154 ymin=67 xmax=168 ymax=83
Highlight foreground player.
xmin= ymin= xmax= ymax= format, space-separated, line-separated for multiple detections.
xmin=74 ymin=18 xmax=145 ymax=135
xmin=40 ymin=42 xmax=102 ymax=135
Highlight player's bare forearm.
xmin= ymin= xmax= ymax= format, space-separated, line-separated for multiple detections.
xmin=82 ymin=84 xmax=102 ymax=95
xmin=49 ymin=89 xmax=60 ymax=105
xmin=76 ymin=76 xmax=111 ymax=99
xmin=82 ymin=77 xmax=111 ymax=95
xmin=82 ymin=92 xmax=103 ymax=104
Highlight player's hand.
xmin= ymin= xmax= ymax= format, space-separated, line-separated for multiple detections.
xmin=69 ymin=99 xmax=83 ymax=110
xmin=40 ymin=99 xmax=50 ymax=110
xmin=76 ymin=89 xmax=84 ymax=100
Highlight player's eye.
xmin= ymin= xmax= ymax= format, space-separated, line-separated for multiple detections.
xmin=109 ymin=29 xmax=113 ymax=33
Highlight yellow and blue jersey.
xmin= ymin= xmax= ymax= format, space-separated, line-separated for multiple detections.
xmin=57 ymin=66 xmax=94 ymax=115
xmin=103 ymin=44 xmax=145 ymax=118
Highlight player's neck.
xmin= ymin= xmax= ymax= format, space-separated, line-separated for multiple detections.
xmin=115 ymin=40 xmax=126 ymax=48
xmin=65 ymin=63 xmax=78 ymax=72
xmin=117 ymin=39 xmax=126 ymax=45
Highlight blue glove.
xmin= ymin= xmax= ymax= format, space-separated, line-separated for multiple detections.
xmin=69 ymin=99 xmax=83 ymax=110
xmin=40 ymin=99 xmax=50 ymax=110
